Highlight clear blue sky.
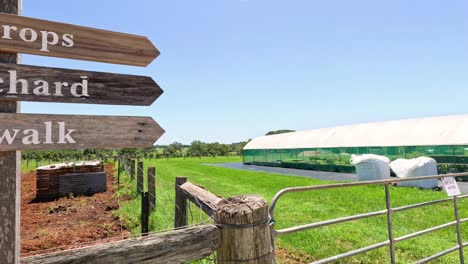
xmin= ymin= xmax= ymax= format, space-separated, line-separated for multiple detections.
xmin=21 ymin=0 xmax=468 ymax=145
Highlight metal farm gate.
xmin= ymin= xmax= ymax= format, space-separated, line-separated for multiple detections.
xmin=269 ymin=173 xmax=468 ymax=264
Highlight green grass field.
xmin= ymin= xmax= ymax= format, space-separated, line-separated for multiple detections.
xmin=110 ymin=157 xmax=468 ymax=263
xmin=23 ymin=157 xmax=468 ymax=263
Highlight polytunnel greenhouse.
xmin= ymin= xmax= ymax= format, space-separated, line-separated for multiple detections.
xmin=242 ymin=115 xmax=468 ymax=173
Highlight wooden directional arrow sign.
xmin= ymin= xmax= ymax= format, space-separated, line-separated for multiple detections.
xmin=0 ymin=63 xmax=163 ymax=105
xmin=0 ymin=113 xmax=164 ymax=151
xmin=0 ymin=13 xmax=159 ymax=66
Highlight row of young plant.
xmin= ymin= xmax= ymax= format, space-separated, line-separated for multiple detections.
xmin=21 ymin=139 xmax=249 ymax=169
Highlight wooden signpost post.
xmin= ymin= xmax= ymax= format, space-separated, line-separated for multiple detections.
xmin=0 ymin=2 xmax=20 ymax=264
xmin=0 ymin=1 xmax=165 ymax=263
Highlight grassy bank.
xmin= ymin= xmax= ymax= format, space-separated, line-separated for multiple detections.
xmin=25 ymin=157 xmax=468 ymax=263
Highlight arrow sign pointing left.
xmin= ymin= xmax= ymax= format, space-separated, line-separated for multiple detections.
xmin=0 ymin=13 xmax=159 ymax=66
xmin=0 ymin=63 xmax=163 ymax=106
xmin=0 ymin=113 xmax=164 ymax=151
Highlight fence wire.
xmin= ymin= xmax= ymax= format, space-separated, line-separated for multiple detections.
xmin=22 ymin=155 xmax=213 ymax=262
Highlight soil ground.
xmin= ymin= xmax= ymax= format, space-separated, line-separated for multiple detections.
xmin=276 ymin=247 xmax=312 ymax=264
xmin=20 ymin=164 xmax=130 ymax=257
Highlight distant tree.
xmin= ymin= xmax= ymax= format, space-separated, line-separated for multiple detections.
xmin=204 ymin=142 xmax=230 ymax=157
xmin=187 ymin=140 xmax=207 ymax=158
xmin=95 ymin=149 xmax=112 ymax=162
xmin=230 ymin=141 xmax=249 ymax=156
xmin=155 ymin=152 xmax=162 ymax=159
xmin=265 ymin=129 xmax=295 ymax=136
xmin=163 ymin=142 xmax=184 ymax=158
xmin=118 ymin=148 xmax=141 ymax=159
xmin=186 ymin=140 xmax=250 ymax=157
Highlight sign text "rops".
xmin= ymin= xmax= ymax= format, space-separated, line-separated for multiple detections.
xmin=1 ymin=24 xmax=73 ymax=52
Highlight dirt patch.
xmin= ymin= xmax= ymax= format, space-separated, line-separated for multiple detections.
xmin=21 ymin=164 xmax=130 ymax=257
xmin=276 ymin=247 xmax=314 ymax=264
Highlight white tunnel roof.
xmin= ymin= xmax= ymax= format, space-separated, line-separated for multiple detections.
xmin=244 ymin=114 xmax=468 ymax=150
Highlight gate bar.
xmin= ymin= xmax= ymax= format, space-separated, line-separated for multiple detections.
xmin=275 ymin=195 xmax=468 ymax=236
xmin=384 ymin=184 xmax=396 ymax=264
xmin=310 ymin=241 xmax=390 ymax=264
xmin=415 ymin=242 xmax=468 ymax=264
xmin=394 ymin=221 xmax=456 ymax=242
xmin=276 ymin=209 xmax=386 ymax=236
xmin=453 ymin=195 xmax=464 ymax=263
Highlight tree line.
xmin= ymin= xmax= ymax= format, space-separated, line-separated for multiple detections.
xmin=160 ymin=140 xmax=248 ymax=158
xmin=22 ymin=129 xmax=294 ymax=165
xmin=21 ymin=140 xmax=249 ymax=166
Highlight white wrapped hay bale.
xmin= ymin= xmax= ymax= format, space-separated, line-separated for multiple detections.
xmin=351 ymin=154 xmax=391 ymax=181
xmin=390 ymin=157 xmax=439 ymax=189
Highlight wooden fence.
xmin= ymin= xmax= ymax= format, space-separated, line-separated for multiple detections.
xmin=21 ymin=225 xmax=219 ymax=264
xmin=20 ymin=176 xmax=275 ymax=264
xmin=21 ymin=161 xmax=468 ymax=264
xmin=175 ymin=176 xmax=274 ymax=263
xmin=117 ymin=158 xmax=157 ymax=234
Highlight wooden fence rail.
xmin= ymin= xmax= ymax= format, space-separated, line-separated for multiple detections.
xmin=20 ymin=225 xmax=220 ymax=264
xmin=180 ymin=180 xmax=224 ymax=216
xmin=174 ymin=176 xmax=274 ymax=264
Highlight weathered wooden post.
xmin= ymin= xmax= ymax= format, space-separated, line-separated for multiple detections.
xmin=148 ymin=167 xmax=156 ymax=211
xmin=214 ymin=195 xmax=274 ymax=264
xmin=141 ymin=191 xmax=149 ymax=236
xmin=174 ymin=176 xmax=188 ymax=228
xmin=0 ymin=1 xmax=21 ymax=263
xmin=117 ymin=158 xmax=121 ymax=185
xmin=130 ymin=159 xmax=135 ymax=180
xmin=137 ymin=161 xmax=144 ymax=192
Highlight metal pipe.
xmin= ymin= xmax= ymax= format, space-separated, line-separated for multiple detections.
xmin=393 ymin=197 xmax=457 ymax=213
xmin=414 ymin=245 xmax=460 ymax=264
xmin=275 ymin=209 xmax=387 ymax=236
xmin=310 ymin=241 xmax=390 ymax=264
xmin=394 ymin=221 xmax=457 ymax=242
xmin=269 ymin=172 xmax=468 ymax=219
xmin=384 ymin=184 xmax=396 ymax=264
xmin=453 ymin=196 xmax=464 ymax=263
xmin=275 ymin=196 xmax=468 ymax=236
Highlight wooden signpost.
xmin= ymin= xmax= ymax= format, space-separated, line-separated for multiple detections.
xmin=0 ymin=113 xmax=164 ymax=151
xmin=0 ymin=1 xmax=165 ymax=263
xmin=0 ymin=63 xmax=163 ymax=105
xmin=0 ymin=12 xmax=159 ymax=66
